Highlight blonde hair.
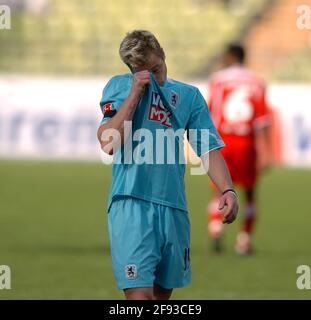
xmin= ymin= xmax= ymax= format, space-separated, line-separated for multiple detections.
xmin=119 ymin=30 xmax=165 ymax=71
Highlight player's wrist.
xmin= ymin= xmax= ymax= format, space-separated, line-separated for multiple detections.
xmin=130 ymin=81 xmax=146 ymax=98
xmin=222 ymin=188 xmax=237 ymax=197
xmin=127 ymin=91 xmax=141 ymax=106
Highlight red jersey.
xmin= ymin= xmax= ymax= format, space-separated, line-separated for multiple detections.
xmin=207 ymin=65 xmax=270 ymax=145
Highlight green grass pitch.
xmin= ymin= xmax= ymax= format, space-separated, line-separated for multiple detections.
xmin=0 ymin=161 xmax=310 ymax=299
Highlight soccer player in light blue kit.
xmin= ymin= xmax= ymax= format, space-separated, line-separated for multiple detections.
xmin=97 ymin=30 xmax=239 ymax=300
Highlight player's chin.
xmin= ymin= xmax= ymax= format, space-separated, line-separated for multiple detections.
xmin=156 ymin=76 xmax=166 ymax=86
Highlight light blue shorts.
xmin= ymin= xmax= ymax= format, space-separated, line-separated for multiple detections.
xmin=108 ymin=196 xmax=191 ymax=290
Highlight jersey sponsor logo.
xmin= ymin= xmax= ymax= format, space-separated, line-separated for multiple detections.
xmin=148 ymin=92 xmax=172 ymax=127
xmin=125 ymin=264 xmax=137 ymax=280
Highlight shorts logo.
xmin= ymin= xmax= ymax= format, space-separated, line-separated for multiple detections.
xmin=148 ymin=92 xmax=172 ymax=127
xmin=170 ymin=90 xmax=179 ymax=108
xmin=125 ymin=264 xmax=137 ymax=280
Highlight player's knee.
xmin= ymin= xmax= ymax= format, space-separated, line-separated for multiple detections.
xmin=124 ymin=288 xmax=155 ymax=300
xmin=153 ymin=285 xmax=173 ymax=300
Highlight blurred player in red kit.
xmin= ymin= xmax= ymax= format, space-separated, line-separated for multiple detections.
xmin=206 ymin=44 xmax=271 ymax=254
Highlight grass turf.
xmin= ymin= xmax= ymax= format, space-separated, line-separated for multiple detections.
xmin=0 ymin=161 xmax=310 ymax=299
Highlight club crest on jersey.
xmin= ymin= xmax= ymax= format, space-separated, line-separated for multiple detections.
xmin=148 ymin=92 xmax=172 ymax=127
xmin=170 ymin=90 xmax=179 ymax=108
xmin=125 ymin=264 xmax=137 ymax=280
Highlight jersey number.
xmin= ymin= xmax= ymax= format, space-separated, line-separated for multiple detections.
xmin=223 ymin=86 xmax=253 ymax=123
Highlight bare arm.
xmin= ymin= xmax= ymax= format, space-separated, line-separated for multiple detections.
xmin=204 ymin=149 xmax=233 ymax=193
xmin=97 ymin=71 xmax=150 ymax=155
xmin=255 ymin=125 xmax=272 ymax=172
xmin=201 ymin=149 xmax=239 ymax=224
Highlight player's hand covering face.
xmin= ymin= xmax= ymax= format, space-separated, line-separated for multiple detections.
xmin=133 ymin=52 xmax=167 ymax=86
xmin=218 ymin=192 xmax=239 ymax=224
xmin=131 ymin=70 xmax=151 ymax=98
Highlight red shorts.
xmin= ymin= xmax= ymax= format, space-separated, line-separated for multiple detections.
xmin=220 ymin=141 xmax=257 ymax=190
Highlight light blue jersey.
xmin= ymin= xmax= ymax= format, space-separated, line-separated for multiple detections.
xmin=100 ymin=73 xmax=224 ymax=212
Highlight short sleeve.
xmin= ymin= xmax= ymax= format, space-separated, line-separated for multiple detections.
xmin=186 ymin=88 xmax=225 ymax=157
xmin=99 ymin=75 xmax=132 ymax=125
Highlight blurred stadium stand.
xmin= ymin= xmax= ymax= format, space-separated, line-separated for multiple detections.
xmin=244 ymin=0 xmax=311 ymax=82
xmin=203 ymin=0 xmax=311 ymax=81
xmin=0 ymin=0 xmax=289 ymax=80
